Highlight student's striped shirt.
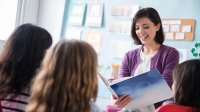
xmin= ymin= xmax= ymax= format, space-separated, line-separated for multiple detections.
xmin=0 ymin=88 xmax=30 ymax=112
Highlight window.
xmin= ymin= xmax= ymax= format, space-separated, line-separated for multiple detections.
xmin=0 ymin=0 xmax=18 ymax=41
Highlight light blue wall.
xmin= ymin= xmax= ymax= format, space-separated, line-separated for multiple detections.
xmin=61 ymin=0 xmax=200 ymax=100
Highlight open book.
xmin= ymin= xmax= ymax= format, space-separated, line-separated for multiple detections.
xmin=99 ymin=69 xmax=173 ymax=111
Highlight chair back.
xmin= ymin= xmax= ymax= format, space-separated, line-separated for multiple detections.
xmin=156 ymin=104 xmax=200 ymax=112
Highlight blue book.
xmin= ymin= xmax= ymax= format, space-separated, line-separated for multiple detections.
xmin=99 ymin=69 xmax=173 ymax=111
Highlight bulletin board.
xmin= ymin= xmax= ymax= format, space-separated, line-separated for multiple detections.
xmin=162 ymin=19 xmax=195 ymax=41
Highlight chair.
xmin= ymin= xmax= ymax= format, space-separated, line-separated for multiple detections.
xmin=156 ymin=104 xmax=200 ymax=112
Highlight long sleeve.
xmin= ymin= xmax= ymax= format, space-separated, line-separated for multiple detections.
xmin=120 ymin=49 xmax=140 ymax=78
xmin=162 ymin=48 xmax=179 ymax=88
xmin=120 ymin=52 xmax=131 ymax=77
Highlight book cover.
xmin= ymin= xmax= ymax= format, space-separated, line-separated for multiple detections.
xmin=99 ymin=69 xmax=173 ymax=111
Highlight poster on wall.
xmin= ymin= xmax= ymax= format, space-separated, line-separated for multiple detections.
xmin=191 ymin=43 xmax=200 ymax=58
xmin=83 ymin=31 xmax=103 ymax=53
xmin=109 ymin=21 xmax=132 ymax=35
xmin=85 ymin=3 xmax=104 ymax=27
xmin=68 ymin=3 xmax=86 ymax=26
xmin=111 ymin=5 xmax=139 ymax=19
xmin=64 ymin=29 xmax=82 ymax=40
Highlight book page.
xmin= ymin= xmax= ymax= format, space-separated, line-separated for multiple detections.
xmin=110 ymin=76 xmax=133 ymax=85
xmin=98 ymin=73 xmax=119 ymax=98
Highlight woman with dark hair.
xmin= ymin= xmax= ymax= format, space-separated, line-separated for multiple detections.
xmin=113 ymin=7 xmax=179 ymax=111
xmin=26 ymin=40 xmax=101 ymax=112
xmin=0 ymin=23 xmax=52 ymax=112
xmin=157 ymin=59 xmax=200 ymax=112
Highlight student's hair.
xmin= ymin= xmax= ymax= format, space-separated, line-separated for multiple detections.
xmin=131 ymin=7 xmax=164 ymax=45
xmin=0 ymin=23 xmax=52 ymax=98
xmin=26 ymin=40 xmax=98 ymax=112
xmin=173 ymin=59 xmax=200 ymax=109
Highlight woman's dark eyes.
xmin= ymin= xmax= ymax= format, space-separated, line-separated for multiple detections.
xmin=143 ymin=26 xmax=149 ymax=29
xmin=135 ymin=26 xmax=149 ymax=30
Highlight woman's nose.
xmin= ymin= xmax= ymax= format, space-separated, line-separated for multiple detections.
xmin=137 ymin=28 xmax=145 ymax=35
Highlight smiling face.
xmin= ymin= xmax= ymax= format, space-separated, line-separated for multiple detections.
xmin=135 ymin=17 xmax=160 ymax=46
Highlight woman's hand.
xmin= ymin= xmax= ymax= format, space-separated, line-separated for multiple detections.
xmin=113 ymin=95 xmax=132 ymax=108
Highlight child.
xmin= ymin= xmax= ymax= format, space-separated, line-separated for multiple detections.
xmin=26 ymin=40 xmax=101 ymax=112
xmin=157 ymin=59 xmax=200 ymax=112
xmin=0 ymin=23 xmax=52 ymax=112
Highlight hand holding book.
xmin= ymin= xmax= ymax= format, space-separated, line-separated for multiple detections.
xmin=114 ymin=95 xmax=132 ymax=108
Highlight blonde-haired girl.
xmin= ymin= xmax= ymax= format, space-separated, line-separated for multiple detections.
xmin=26 ymin=40 xmax=101 ymax=112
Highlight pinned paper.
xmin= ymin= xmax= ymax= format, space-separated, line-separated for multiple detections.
xmin=111 ymin=5 xmax=139 ymax=18
xmin=68 ymin=3 xmax=86 ymax=26
xmin=170 ymin=25 xmax=180 ymax=32
xmin=162 ymin=20 xmax=181 ymax=25
xmin=85 ymin=3 xmax=104 ymax=27
xmin=109 ymin=21 xmax=132 ymax=35
xmin=83 ymin=31 xmax=103 ymax=53
xmin=175 ymin=33 xmax=184 ymax=40
xmin=163 ymin=25 xmax=170 ymax=32
xmin=165 ymin=33 xmax=174 ymax=40
xmin=182 ymin=25 xmax=191 ymax=32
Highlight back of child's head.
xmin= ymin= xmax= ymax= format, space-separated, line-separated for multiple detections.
xmin=172 ymin=59 xmax=200 ymax=109
xmin=0 ymin=23 xmax=52 ymax=98
xmin=26 ymin=40 xmax=98 ymax=112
